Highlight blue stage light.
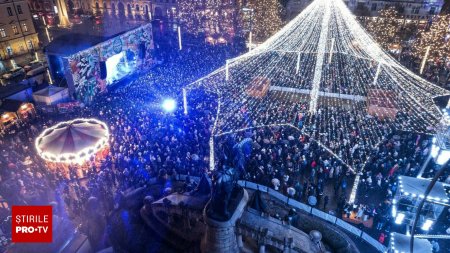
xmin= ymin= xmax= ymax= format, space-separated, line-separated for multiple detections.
xmin=162 ymin=99 xmax=176 ymax=112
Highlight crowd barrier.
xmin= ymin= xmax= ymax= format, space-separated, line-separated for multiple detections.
xmin=173 ymin=175 xmax=386 ymax=252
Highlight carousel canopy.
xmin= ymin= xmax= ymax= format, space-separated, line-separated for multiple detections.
xmin=35 ymin=118 xmax=109 ymax=164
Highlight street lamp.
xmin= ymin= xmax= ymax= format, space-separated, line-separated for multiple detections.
xmin=242 ymin=7 xmax=254 ymax=52
xmin=410 ymin=110 xmax=450 ymax=253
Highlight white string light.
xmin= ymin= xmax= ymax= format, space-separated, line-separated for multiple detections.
xmin=186 ymin=0 xmax=450 ymax=171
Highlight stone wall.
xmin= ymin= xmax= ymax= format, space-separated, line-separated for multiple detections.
xmin=294 ymin=213 xmax=359 ymax=253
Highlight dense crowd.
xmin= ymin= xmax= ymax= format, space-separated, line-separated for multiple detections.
xmin=0 ymin=35 xmax=449 ymax=253
xmin=0 ymin=41 xmax=232 ymax=251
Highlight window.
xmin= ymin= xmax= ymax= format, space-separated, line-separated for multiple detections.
xmin=12 ymin=25 xmax=18 ymax=34
xmin=371 ymin=3 xmax=377 ymax=11
xmin=0 ymin=28 xmax=6 ymax=38
xmin=6 ymin=46 xmax=13 ymax=56
xmin=7 ymin=7 xmax=13 ymax=16
xmin=27 ymin=40 xmax=33 ymax=49
xmin=17 ymin=5 xmax=22 ymax=14
xmin=22 ymin=23 xmax=28 ymax=32
xmin=413 ymin=7 xmax=420 ymax=14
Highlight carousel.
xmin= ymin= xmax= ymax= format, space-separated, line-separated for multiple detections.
xmin=35 ymin=118 xmax=109 ymax=177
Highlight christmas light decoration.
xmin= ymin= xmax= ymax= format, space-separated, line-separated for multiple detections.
xmin=178 ymin=26 xmax=182 ymax=50
xmin=183 ymin=88 xmax=188 ymax=115
xmin=243 ymin=0 xmax=283 ymax=41
xmin=413 ymin=14 xmax=450 ymax=65
xmin=35 ymin=118 xmax=109 ymax=164
xmin=178 ymin=0 xmax=282 ymax=40
xmin=185 ymin=0 xmax=450 ymax=171
xmin=178 ymin=0 xmax=243 ymax=36
xmin=364 ymin=7 xmax=400 ymax=50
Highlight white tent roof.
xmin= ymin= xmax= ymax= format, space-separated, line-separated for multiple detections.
xmin=398 ymin=176 xmax=449 ymax=204
xmin=33 ymin=86 xmax=67 ymax=97
xmin=389 ymin=232 xmax=432 ymax=253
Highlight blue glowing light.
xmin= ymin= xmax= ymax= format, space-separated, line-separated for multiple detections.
xmin=162 ymin=99 xmax=176 ymax=112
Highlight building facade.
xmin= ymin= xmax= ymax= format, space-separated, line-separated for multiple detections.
xmin=286 ymin=0 xmax=444 ymax=20
xmin=151 ymin=0 xmax=177 ymax=20
xmin=345 ymin=0 xmax=444 ymax=20
xmin=89 ymin=0 xmax=153 ymax=18
xmin=0 ymin=0 xmax=40 ymax=61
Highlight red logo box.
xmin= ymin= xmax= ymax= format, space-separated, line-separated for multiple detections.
xmin=12 ymin=206 xmax=52 ymax=243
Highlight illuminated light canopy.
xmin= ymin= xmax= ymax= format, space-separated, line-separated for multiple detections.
xmin=162 ymin=99 xmax=177 ymax=112
xmin=185 ymin=0 xmax=450 ymax=171
xmin=35 ymin=118 xmax=109 ymax=164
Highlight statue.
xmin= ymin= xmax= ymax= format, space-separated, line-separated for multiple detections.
xmin=206 ymin=135 xmax=250 ymax=221
xmin=207 ymin=165 xmax=241 ymax=220
xmin=232 ymin=137 xmax=253 ymax=171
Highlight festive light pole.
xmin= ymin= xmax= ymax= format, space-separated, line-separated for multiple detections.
xmin=372 ymin=62 xmax=381 ymax=85
xmin=183 ymin=88 xmax=188 ymax=115
xmin=178 ymin=26 xmax=182 ymax=50
xmin=225 ymin=60 xmax=230 ymax=81
xmin=420 ymin=46 xmax=430 ymax=75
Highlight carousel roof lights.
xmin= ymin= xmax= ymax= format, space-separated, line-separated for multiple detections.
xmin=35 ymin=118 xmax=109 ymax=164
xmin=185 ymin=0 xmax=449 ymax=171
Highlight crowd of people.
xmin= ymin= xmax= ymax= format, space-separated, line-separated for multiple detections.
xmin=0 ymin=39 xmax=233 ymax=251
xmin=0 ymin=32 xmax=449 ymax=253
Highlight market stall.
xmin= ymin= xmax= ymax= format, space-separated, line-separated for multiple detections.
xmin=32 ymin=86 xmax=69 ymax=105
xmin=16 ymin=103 xmax=36 ymax=121
xmin=0 ymin=112 xmax=18 ymax=129
xmin=0 ymin=100 xmax=36 ymax=129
